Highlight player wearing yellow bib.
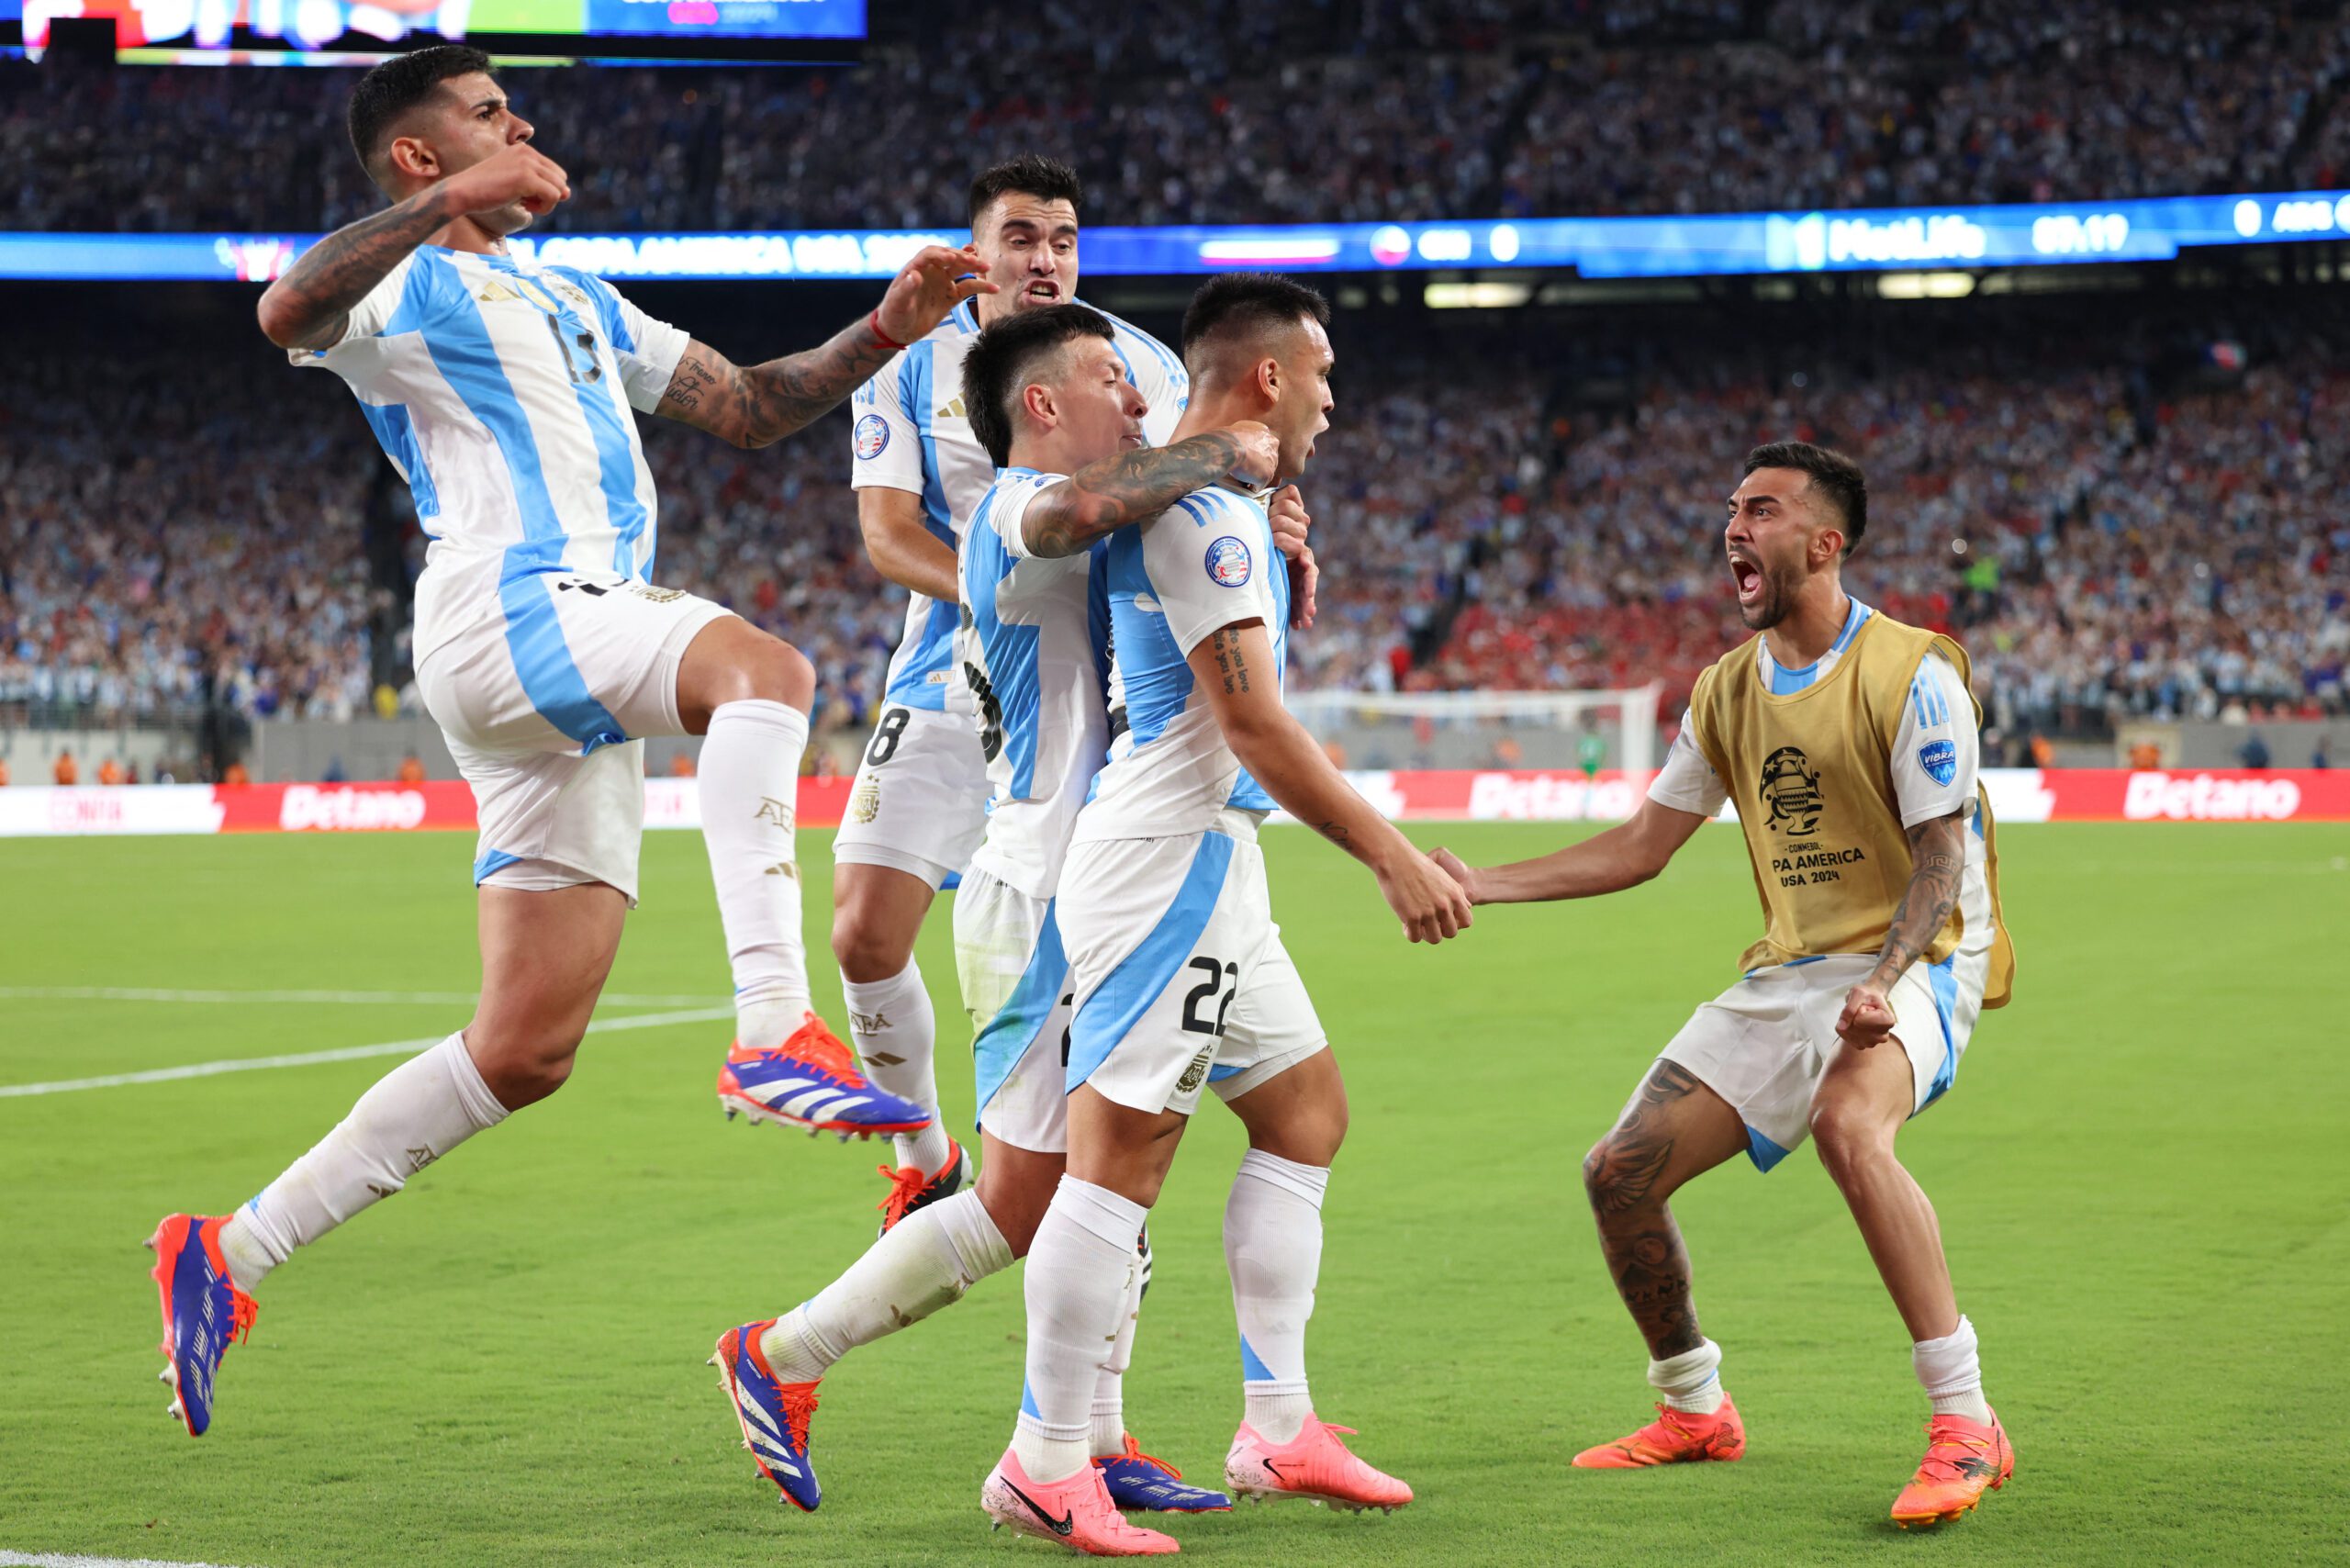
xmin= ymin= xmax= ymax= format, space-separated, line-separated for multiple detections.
xmin=1434 ymin=442 xmax=2019 ymax=1529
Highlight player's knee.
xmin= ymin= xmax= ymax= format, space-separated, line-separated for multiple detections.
xmin=1807 ymin=1097 xmax=1892 ymax=1177
xmin=1582 ymin=1136 xmax=1642 ymax=1215
xmin=744 ymin=636 xmax=815 ymax=709
xmin=828 ymin=904 xmax=912 ymax=981
xmin=466 ymin=1026 xmax=584 ymax=1109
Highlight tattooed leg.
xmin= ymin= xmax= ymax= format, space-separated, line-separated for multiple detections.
xmin=1581 ymin=1058 xmax=1748 ymax=1359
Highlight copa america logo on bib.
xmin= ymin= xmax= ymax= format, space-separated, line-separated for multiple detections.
xmin=1204 ymin=535 xmax=1252 ymax=588
xmin=1919 ymin=738 xmax=1958 ymax=787
xmin=854 ymin=414 xmax=890 ymax=460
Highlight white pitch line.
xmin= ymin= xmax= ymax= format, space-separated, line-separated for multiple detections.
xmin=0 ymin=986 xmax=723 ymax=1008
xmin=0 ymin=1554 xmax=252 ymax=1568
xmin=0 ymin=1006 xmax=732 ymax=1100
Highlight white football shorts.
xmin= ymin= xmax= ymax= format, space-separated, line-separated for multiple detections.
xmin=415 ymin=570 xmax=733 ymax=904
xmin=1058 ymin=811 xmax=1328 ymax=1118
xmin=955 ymin=867 xmax=1075 ymax=1155
xmin=832 ymin=702 xmax=990 ymax=889
xmin=1658 ymin=946 xmax=1992 ymax=1172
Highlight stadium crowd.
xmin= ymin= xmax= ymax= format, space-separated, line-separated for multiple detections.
xmin=8 ymin=301 xmax=2345 ymax=775
xmin=6 ymin=1 xmax=2349 ymax=234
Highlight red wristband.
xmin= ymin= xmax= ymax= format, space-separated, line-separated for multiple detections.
xmin=868 ymin=308 xmax=907 ymax=352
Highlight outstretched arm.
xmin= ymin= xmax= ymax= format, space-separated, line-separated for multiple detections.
xmin=1836 ymin=808 xmax=1967 ymax=1047
xmin=1189 ymin=620 xmax=1472 ymax=944
xmin=657 ymin=245 xmax=994 ymax=449
xmin=1022 ymin=425 xmax=1279 ymax=558
xmin=257 ymin=143 xmax=570 ymax=351
xmin=1431 ymin=795 xmax=1707 ymax=905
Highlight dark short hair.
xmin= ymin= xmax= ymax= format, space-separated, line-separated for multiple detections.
xmin=1743 ymin=440 xmax=1868 ymax=554
xmin=348 ymin=45 xmax=495 ymax=185
xmin=968 ymin=155 xmax=1084 ymax=230
xmin=963 ymin=304 xmax=1115 ymax=468
xmin=1180 ymin=272 xmax=1331 ymax=373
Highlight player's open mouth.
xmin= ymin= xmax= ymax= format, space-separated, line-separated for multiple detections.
xmin=1024 ymin=283 xmax=1059 ymax=301
xmin=1729 ymin=554 xmax=1764 ymax=605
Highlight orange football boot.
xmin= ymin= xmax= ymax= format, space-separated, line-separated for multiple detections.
xmin=1890 ymin=1409 xmax=2012 ymax=1528
xmin=1572 ymin=1395 xmax=1746 ymax=1468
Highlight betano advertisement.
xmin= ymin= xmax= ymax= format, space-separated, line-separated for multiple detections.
xmin=3 ymin=769 xmax=2344 ymax=838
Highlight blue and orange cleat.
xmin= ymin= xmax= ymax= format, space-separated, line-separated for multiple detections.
xmin=717 ymin=1013 xmax=932 ymax=1141
xmin=877 ymin=1139 xmax=970 ymax=1236
xmin=981 ymin=1446 xmax=1179 ymax=1555
xmin=1891 ymin=1409 xmax=2013 ymax=1529
xmin=1096 ymin=1433 xmax=1232 ymax=1513
xmin=1572 ymin=1396 xmax=1746 ymax=1468
xmin=1225 ymin=1416 xmax=1412 ymax=1513
xmin=145 ymin=1214 xmax=258 ymax=1438
xmin=710 ymin=1320 xmax=822 ymax=1511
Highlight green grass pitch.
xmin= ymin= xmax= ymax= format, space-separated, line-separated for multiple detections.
xmin=2 ymin=823 xmax=2344 ymax=1566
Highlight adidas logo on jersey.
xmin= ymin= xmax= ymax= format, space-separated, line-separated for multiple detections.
xmin=476 ymin=281 xmax=520 ymax=305
xmin=941 ymin=396 xmax=968 ymax=420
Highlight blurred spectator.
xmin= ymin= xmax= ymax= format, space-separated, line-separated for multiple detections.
xmin=396 ymin=752 xmax=427 ymax=784
xmin=668 ymin=751 xmax=697 ymax=778
xmin=2314 ymin=735 xmax=2332 ymax=769
xmin=97 ymin=756 xmax=124 ymax=785
xmin=2240 ymin=731 xmax=2271 ymax=769
xmin=2126 ymin=739 xmax=2162 ymax=769
xmin=52 ymin=749 xmax=77 ymax=785
xmin=6 ymin=0 xmax=2347 ymax=234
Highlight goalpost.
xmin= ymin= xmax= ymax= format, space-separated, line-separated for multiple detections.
xmin=1288 ymin=684 xmax=1665 ymax=774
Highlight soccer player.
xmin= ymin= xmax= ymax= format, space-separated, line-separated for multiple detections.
xmin=143 ymin=45 xmax=990 ymax=1437
xmin=1431 ymin=442 xmax=2019 ymax=1529
xmin=979 ymin=275 xmax=1472 ymax=1556
xmin=823 ymin=156 xmax=1212 ymax=1220
xmin=710 ymin=305 xmax=1280 ymax=1517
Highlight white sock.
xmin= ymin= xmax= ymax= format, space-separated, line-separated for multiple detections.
xmin=1914 ymin=1315 xmax=1992 ymax=1423
xmin=1226 ymin=1148 xmax=1327 ymax=1445
xmin=757 ymin=1189 xmax=1013 ymax=1383
xmin=843 ymin=962 xmax=948 ymax=1173
xmin=1648 ymin=1338 xmax=1727 ymax=1416
xmin=1015 ymin=1177 xmax=1146 ymax=1484
xmin=699 ymin=699 xmax=812 ymax=1042
xmin=1090 ymin=1225 xmax=1150 ymax=1457
xmin=218 ymin=1033 xmax=508 ymax=1290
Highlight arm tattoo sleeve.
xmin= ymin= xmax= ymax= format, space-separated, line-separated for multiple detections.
xmin=1022 ymin=432 xmax=1245 ymax=558
xmin=1871 ymin=810 xmax=1968 ymax=982
xmin=262 ymin=189 xmax=450 ymax=350
xmin=659 ymin=315 xmax=899 ymax=448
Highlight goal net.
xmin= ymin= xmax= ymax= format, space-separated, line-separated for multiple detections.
xmin=1288 ymin=684 xmax=1664 ymax=775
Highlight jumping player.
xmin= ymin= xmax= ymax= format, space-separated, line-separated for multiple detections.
xmin=1432 ymin=442 xmax=2019 ymax=1529
xmin=708 ymin=305 xmax=1280 ymax=1517
xmin=980 ymin=275 xmax=1472 ymax=1556
xmin=144 ymin=45 xmax=990 ymax=1436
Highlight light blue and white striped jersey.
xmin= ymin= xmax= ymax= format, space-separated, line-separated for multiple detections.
xmin=1072 ymin=483 xmax=1290 ymax=845
xmin=850 ymin=297 xmax=1187 ymax=713
xmin=956 ymin=467 xmax=1114 ymax=901
xmin=292 ymin=245 xmax=691 ymax=663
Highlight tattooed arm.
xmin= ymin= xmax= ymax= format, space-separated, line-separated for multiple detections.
xmin=257 ymin=142 xmax=570 ymax=352
xmin=1836 ymin=807 xmax=1968 ymax=1047
xmin=657 ymin=244 xmax=994 ymax=449
xmin=1186 ymin=620 xmax=1472 ymax=944
xmin=1022 ymin=424 xmax=1279 ymax=557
